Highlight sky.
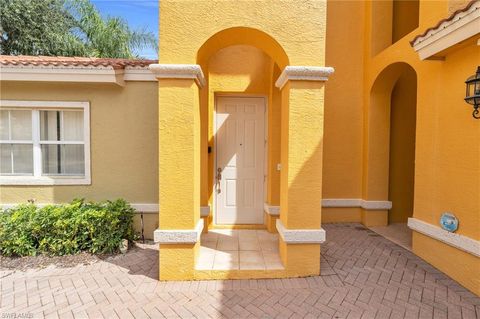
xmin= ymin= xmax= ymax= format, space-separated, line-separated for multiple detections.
xmin=90 ymin=0 xmax=159 ymax=59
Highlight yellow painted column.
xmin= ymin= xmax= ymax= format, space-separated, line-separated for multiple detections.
xmin=150 ymin=64 xmax=204 ymax=280
xmin=276 ymin=66 xmax=334 ymax=277
xmin=265 ymin=63 xmax=282 ymax=233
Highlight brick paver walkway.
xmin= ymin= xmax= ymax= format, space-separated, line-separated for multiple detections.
xmin=1 ymin=223 xmax=479 ymax=318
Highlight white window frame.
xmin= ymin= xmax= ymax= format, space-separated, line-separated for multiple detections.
xmin=0 ymin=100 xmax=91 ymax=185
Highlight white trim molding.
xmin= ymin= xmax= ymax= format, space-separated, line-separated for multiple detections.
xmin=124 ymin=67 xmax=157 ymax=82
xmin=360 ymin=200 xmax=392 ymax=210
xmin=322 ymin=199 xmax=392 ymax=210
xmin=276 ymin=219 xmax=326 ymax=244
xmin=149 ymin=64 xmax=206 ymax=88
xmin=131 ymin=204 xmax=158 ymax=213
xmin=0 ymin=65 xmax=157 ymax=85
xmin=411 ymin=1 xmax=480 ymax=60
xmin=275 ymin=66 xmax=335 ymax=89
xmin=322 ymin=199 xmax=362 ymax=208
xmin=154 ymin=219 xmax=204 ymax=244
xmin=200 ymin=206 xmax=210 ymax=217
xmin=408 ymin=218 xmax=480 ymax=257
xmin=0 ymin=65 xmax=125 ymax=85
xmin=263 ymin=200 xmax=392 ymax=215
xmin=264 ymin=203 xmax=280 ymax=216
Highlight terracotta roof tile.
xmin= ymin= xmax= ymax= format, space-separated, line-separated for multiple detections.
xmin=410 ymin=0 xmax=479 ymax=46
xmin=0 ymin=55 xmax=157 ymax=69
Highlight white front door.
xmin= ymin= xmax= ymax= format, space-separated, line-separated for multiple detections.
xmin=215 ymin=97 xmax=265 ymax=224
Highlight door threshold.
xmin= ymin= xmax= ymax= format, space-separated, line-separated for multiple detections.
xmin=210 ymin=224 xmax=266 ymax=230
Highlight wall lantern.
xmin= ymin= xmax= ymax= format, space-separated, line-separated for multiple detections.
xmin=465 ymin=66 xmax=480 ymax=119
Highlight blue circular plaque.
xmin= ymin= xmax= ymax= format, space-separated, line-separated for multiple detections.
xmin=440 ymin=212 xmax=458 ymax=233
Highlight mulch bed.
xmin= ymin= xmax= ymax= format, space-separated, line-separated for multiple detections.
xmin=0 ymin=242 xmax=149 ymax=271
xmin=0 ymin=252 xmax=103 ymax=271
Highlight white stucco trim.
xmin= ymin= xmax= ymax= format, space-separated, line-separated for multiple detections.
xmin=322 ymin=199 xmax=392 ymax=210
xmin=264 ymin=203 xmax=280 ymax=216
xmin=154 ymin=219 xmax=204 ymax=244
xmin=200 ymin=206 xmax=210 ymax=217
xmin=131 ymin=204 xmax=158 ymax=213
xmin=148 ymin=64 xmax=206 ymax=88
xmin=322 ymin=199 xmax=362 ymax=208
xmin=360 ymin=200 xmax=393 ymax=210
xmin=1 ymin=203 xmax=37 ymax=210
xmin=275 ymin=66 xmax=335 ymax=89
xmin=276 ymin=219 xmax=326 ymax=244
xmin=124 ymin=67 xmax=157 ymax=81
xmin=0 ymin=65 xmax=157 ymax=84
xmin=263 ymin=199 xmax=392 ymax=215
xmin=408 ymin=218 xmax=480 ymax=257
xmin=412 ymin=1 xmax=480 ymax=60
xmin=1 ymin=200 xmax=392 ymax=213
xmin=0 ymin=65 xmax=126 ymax=86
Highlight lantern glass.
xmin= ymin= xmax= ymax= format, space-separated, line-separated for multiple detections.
xmin=465 ymin=67 xmax=480 ymax=106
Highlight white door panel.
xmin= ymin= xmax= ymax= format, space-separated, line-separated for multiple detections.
xmin=215 ymin=97 xmax=265 ymax=224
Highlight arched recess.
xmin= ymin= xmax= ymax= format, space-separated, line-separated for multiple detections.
xmin=197 ymin=27 xmax=289 ymax=69
xmin=196 ymin=27 xmax=289 ymax=223
xmin=363 ymin=62 xmax=417 ymax=226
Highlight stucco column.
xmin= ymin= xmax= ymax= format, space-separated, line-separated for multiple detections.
xmin=276 ymin=66 xmax=334 ymax=276
xmin=150 ymin=64 xmax=205 ymax=280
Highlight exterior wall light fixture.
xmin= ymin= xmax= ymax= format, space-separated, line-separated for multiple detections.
xmin=465 ymin=66 xmax=480 ymax=119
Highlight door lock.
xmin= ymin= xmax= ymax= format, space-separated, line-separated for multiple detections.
xmin=216 ymin=167 xmax=222 ymax=194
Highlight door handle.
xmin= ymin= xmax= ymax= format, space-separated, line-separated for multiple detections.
xmin=216 ymin=167 xmax=222 ymax=194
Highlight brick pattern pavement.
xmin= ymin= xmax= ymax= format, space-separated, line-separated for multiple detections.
xmin=1 ymin=223 xmax=479 ymax=318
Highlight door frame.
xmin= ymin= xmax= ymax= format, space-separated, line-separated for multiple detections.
xmin=212 ymin=93 xmax=269 ymax=226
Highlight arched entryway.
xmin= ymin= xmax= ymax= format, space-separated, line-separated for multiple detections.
xmin=389 ymin=68 xmax=417 ymax=224
xmin=195 ymin=27 xmax=289 ymax=231
xmin=152 ymin=1 xmax=332 ymax=280
xmin=193 ymin=28 xmax=289 ymax=274
xmin=365 ymin=62 xmax=417 ymax=249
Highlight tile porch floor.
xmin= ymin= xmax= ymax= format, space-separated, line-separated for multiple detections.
xmin=196 ymin=229 xmax=284 ymax=270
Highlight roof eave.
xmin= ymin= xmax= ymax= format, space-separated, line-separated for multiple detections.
xmin=0 ymin=65 xmax=157 ymax=84
xmin=410 ymin=0 xmax=480 ymax=60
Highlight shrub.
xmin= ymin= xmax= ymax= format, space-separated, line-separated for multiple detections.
xmin=0 ymin=199 xmax=135 ymax=257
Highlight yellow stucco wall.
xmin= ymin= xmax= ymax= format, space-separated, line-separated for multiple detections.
xmin=413 ymin=232 xmax=480 ymax=296
xmin=364 ymin=0 xmax=479 ymax=295
xmin=207 ymin=45 xmax=272 ymax=94
xmin=0 ymin=81 xmax=158 ymax=205
xmin=160 ymin=1 xmax=325 ymax=67
xmin=280 ymin=80 xmax=325 ymax=230
xmin=392 ymin=0 xmax=419 ymax=44
xmin=414 ymin=43 xmax=480 ymax=241
xmin=158 ymin=79 xmax=200 ymax=230
xmin=323 ymin=0 xmax=365 ymax=203
xmin=267 ymin=65 xmax=282 ymax=206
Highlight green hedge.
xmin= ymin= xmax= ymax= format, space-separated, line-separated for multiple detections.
xmin=0 ymin=199 xmax=135 ymax=257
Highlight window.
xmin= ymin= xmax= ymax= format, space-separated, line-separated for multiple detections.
xmin=0 ymin=101 xmax=90 ymax=185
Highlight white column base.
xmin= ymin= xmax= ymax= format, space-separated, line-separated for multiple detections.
xmin=154 ymin=219 xmax=204 ymax=244
xmin=276 ymin=219 xmax=326 ymax=244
